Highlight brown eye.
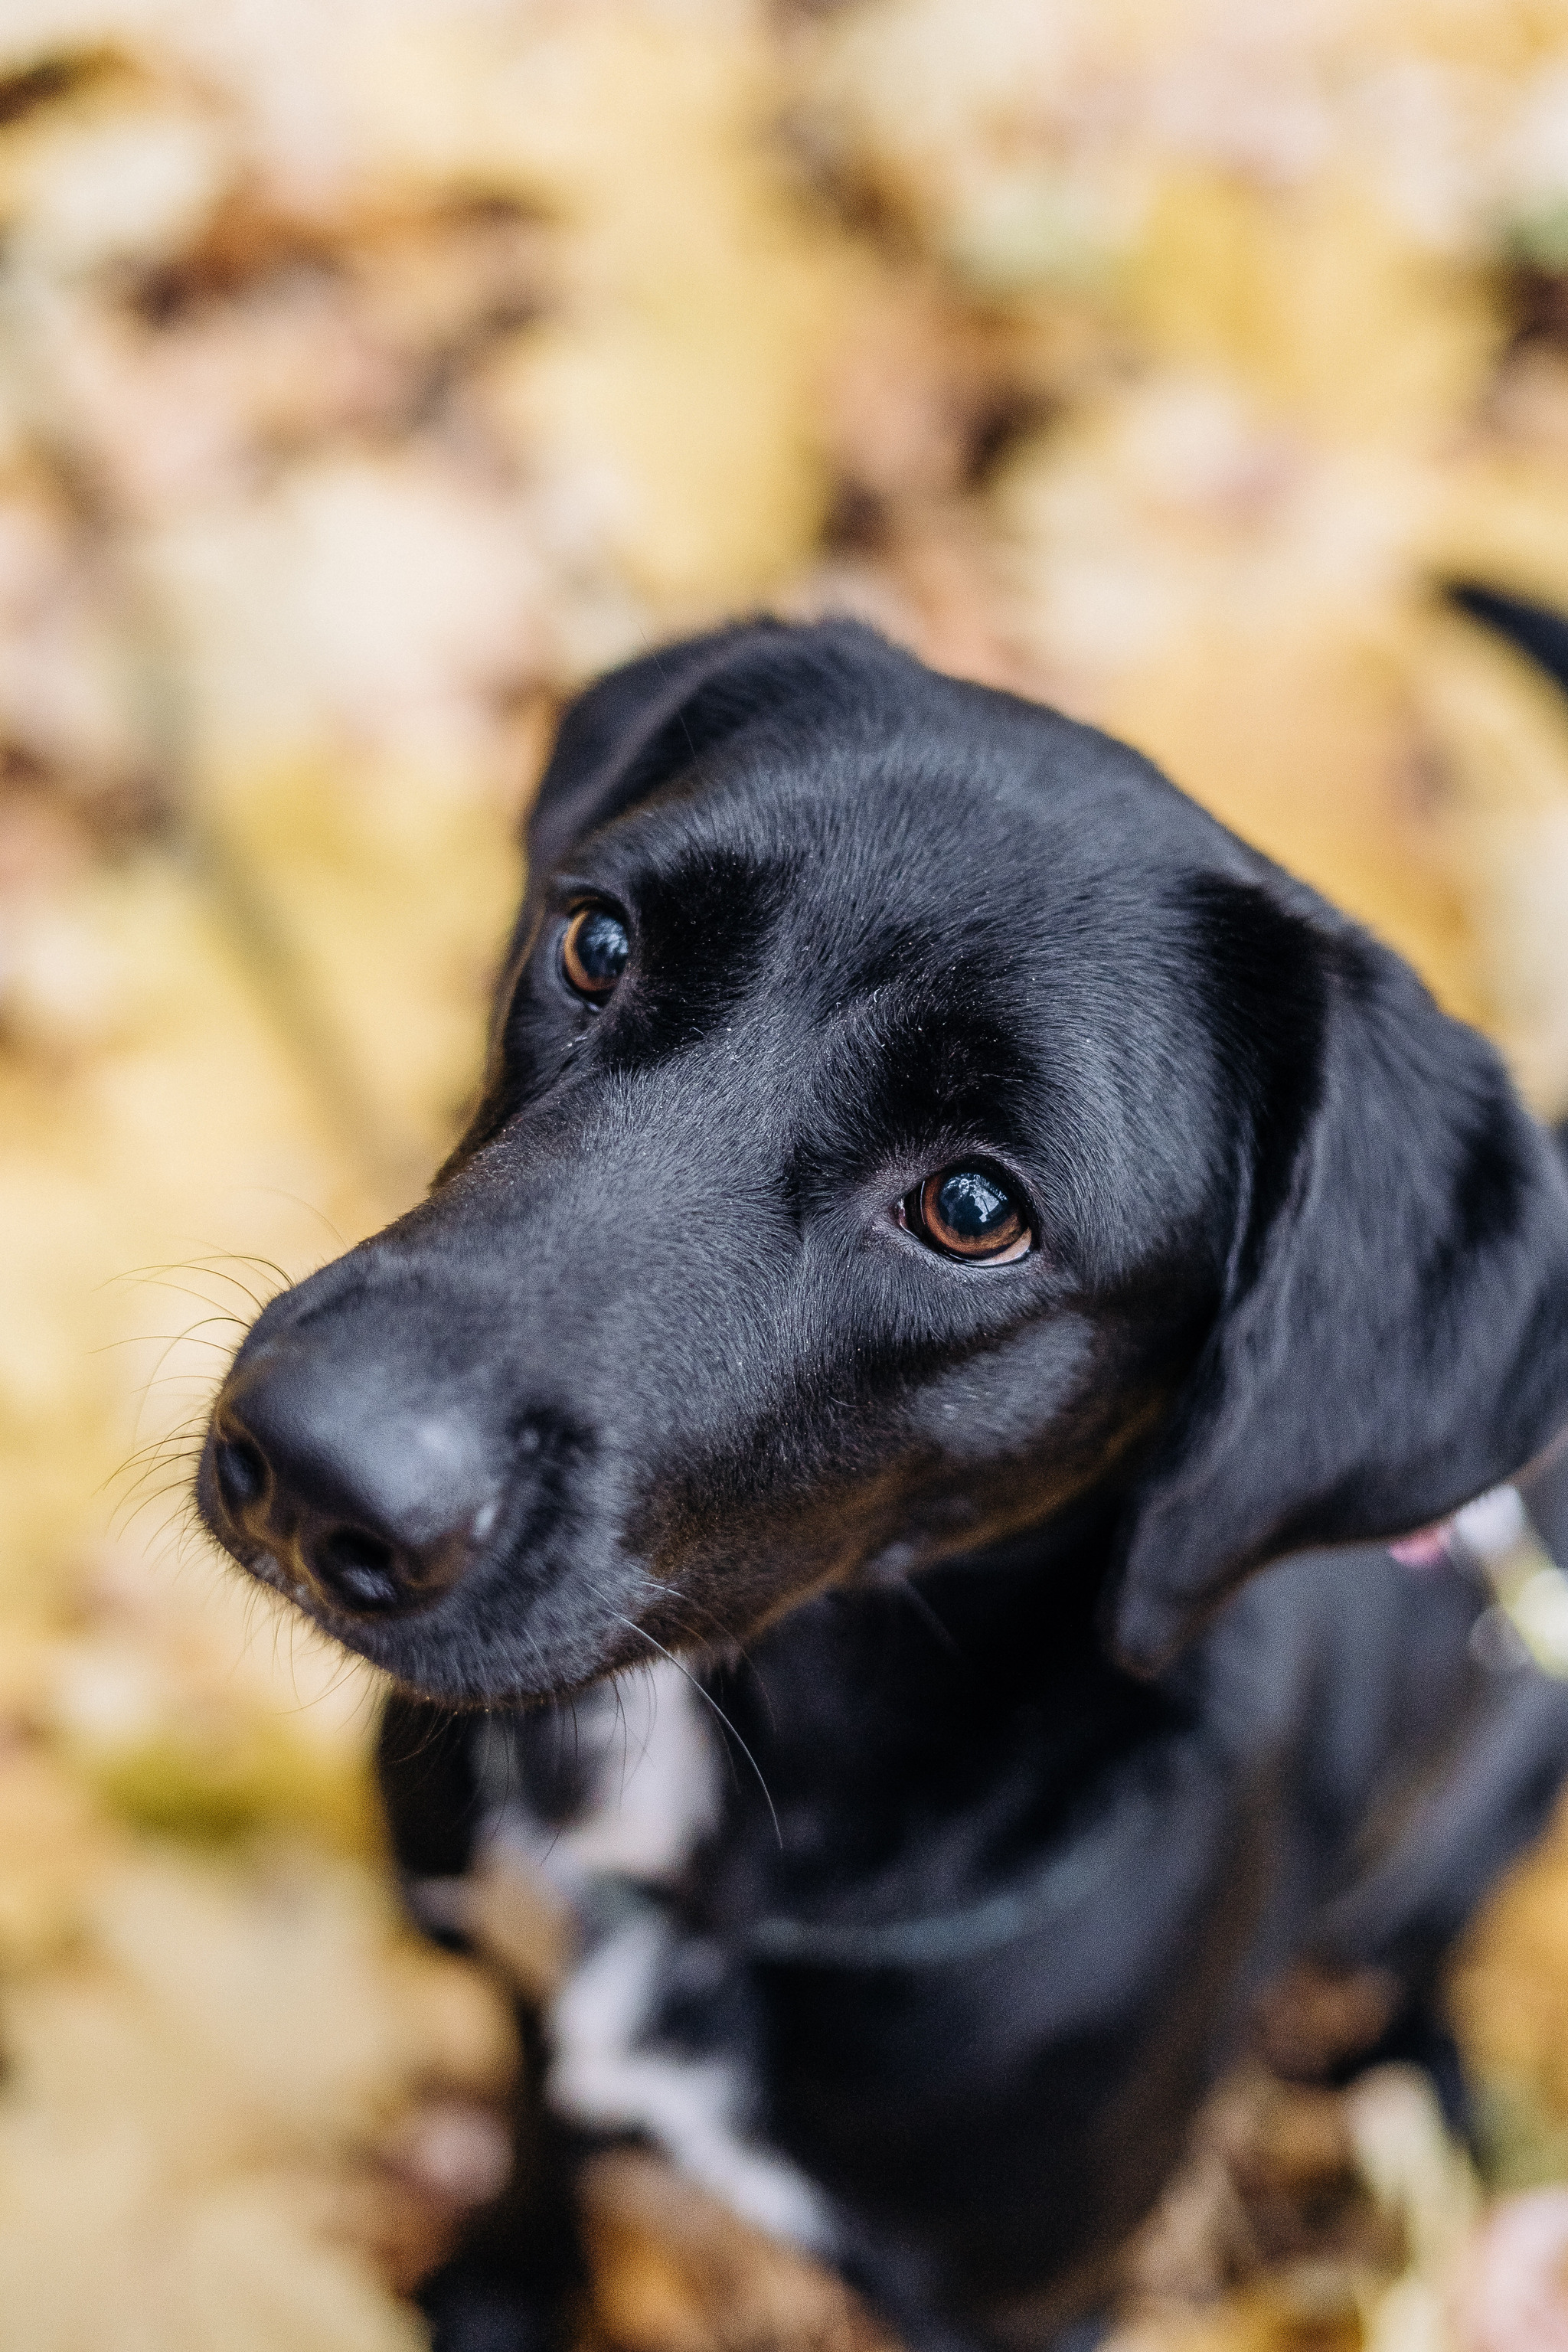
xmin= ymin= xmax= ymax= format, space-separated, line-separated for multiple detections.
xmin=561 ymin=905 xmax=629 ymax=1003
xmin=911 ymin=1167 xmax=1031 ymax=1263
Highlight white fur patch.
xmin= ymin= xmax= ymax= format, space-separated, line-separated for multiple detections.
xmin=549 ymin=1906 xmax=835 ymax=2254
xmin=475 ymin=1660 xmax=831 ymax=2253
xmin=488 ymin=1656 xmax=720 ymax=1896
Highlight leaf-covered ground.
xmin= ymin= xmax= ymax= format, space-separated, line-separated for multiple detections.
xmin=10 ymin=5 xmax=1568 ymax=2344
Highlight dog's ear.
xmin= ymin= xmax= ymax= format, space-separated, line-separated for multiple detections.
xmin=525 ymin=616 xmax=907 ymax=876
xmin=1109 ymin=874 xmax=1568 ymax=1677
xmin=527 ymin=616 xmax=866 ymax=875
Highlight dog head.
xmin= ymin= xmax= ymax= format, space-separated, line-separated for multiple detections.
xmin=196 ymin=619 xmax=1568 ymax=1697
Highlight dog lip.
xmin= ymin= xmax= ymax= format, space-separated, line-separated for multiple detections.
xmin=213 ymin=1527 xmax=312 ymax=1615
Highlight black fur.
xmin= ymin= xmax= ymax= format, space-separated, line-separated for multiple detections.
xmin=197 ymin=621 xmax=1568 ymax=2349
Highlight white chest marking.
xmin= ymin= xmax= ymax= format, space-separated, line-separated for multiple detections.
xmin=550 ymin=1905 xmax=835 ymax=2253
xmin=488 ymin=1657 xmax=720 ymax=1895
xmin=482 ymin=1661 xmax=834 ymax=2254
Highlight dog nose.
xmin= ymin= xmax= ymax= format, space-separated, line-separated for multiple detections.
xmin=209 ymin=1348 xmax=492 ymax=1616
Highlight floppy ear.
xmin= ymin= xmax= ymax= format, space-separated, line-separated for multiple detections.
xmin=524 ymin=613 xmax=910 ymax=877
xmin=1109 ymin=873 xmax=1568 ymax=1677
xmin=524 ymin=618 xmax=790 ymax=877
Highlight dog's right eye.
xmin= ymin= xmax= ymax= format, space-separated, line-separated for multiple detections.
xmin=561 ymin=906 xmax=630 ymax=1003
xmin=903 ymin=1167 xmax=1031 ymax=1263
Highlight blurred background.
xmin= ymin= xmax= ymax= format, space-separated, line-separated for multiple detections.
xmin=16 ymin=2 xmax=1568 ymax=2345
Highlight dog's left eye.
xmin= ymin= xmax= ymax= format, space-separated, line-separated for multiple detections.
xmin=561 ymin=905 xmax=630 ymax=1003
xmin=905 ymin=1167 xmax=1031 ymax=1263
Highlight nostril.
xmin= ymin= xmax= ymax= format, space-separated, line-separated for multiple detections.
xmin=311 ymin=1527 xmax=403 ymax=1613
xmin=215 ymin=1436 xmax=268 ymax=1517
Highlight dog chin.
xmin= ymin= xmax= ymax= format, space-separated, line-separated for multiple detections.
xmin=250 ymin=1567 xmax=655 ymax=1708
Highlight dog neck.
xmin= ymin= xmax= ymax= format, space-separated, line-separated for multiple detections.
xmin=694 ymin=1486 xmax=1178 ymax=1935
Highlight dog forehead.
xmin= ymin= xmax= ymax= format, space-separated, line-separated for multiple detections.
xmin=536 ymin=678 xmax=1259 ymax=1214
xmin=587 ymin=705 xmax=1211 ymax=966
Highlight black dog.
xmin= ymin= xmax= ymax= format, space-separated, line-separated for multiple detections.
xmin=198 ymin=620 xmax=1568 ymax=2349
